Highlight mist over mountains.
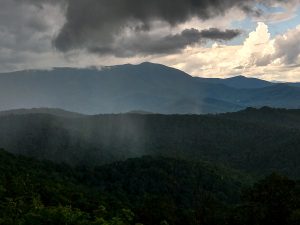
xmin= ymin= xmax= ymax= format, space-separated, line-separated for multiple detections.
xmin=0 ymin=107 xmax=299 ymax=178
xmin=1 ymin=62 xmax=300 ymax=114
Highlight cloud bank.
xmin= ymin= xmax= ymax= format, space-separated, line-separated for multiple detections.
xmin=52 ymin=0 xmax=284 ymax=55
xmin=88 ymin=28 xmax=241 ymax=57
xmin=156 ymin=22 xmax=300 ymax=82
xmin=0 ymin=0 xmax=299 ymax=81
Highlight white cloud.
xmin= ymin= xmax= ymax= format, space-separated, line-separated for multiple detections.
xmin=256 ymin=0 xmax=300 ymax=23
xmin=149 ymin=22 xmax=300 ymax=82
xmin=237 ymin=22 xmax=275 ymax=67
xmin=273 ymin=25 xmax=300 ymax=64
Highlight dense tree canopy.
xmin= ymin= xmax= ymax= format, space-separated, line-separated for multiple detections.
xmin=0 ymin=149 xmax=300 ymax=225
xmin=1 ymin=107 xmax=300 ymax=224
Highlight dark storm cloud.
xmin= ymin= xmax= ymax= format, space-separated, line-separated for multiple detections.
xmin=5 ymin=0 xmax=294 ymax=60
xmin=51 ymin=0 xmax=276 ymax=55
xmin=15 ymin=0 xmax=291 ymax=56
xmin=197 ymin=28 xmax=242 ymax=40
xmin=88 ymin=28 xmax=241 ymax=56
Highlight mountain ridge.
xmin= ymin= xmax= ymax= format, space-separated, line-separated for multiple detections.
xmin=0 ymin=62 xmax=299 ymax=114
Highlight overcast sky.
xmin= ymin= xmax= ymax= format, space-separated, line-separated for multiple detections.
xmin=1 ymin=0 xmax=300 ymax=81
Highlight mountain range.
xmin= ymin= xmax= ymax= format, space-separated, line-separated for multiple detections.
xmin=0 ymin=62 xmax=300 ymax=114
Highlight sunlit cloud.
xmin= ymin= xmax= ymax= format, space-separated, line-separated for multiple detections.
xmin=150 ymin=22 xmax=300 ymax=82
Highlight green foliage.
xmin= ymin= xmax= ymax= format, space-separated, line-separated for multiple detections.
xmin=1 ymin=149 xmax=300 ymax=225
xmin=0 ymin=149 xmax=251 ymax=225
xmin=228 ymin=173 xmax=300 ymax=225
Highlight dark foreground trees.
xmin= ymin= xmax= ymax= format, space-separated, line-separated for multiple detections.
xmin=229 ymin=173 xmax=300 ymax=225
xmin=1 ymin=149 xmax=300 ymax=225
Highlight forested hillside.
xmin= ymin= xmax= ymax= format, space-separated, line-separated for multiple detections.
xmin=221 ymin=106 xmax=300 ymax=129
xmin=0 ymin=107 xmax=300 ymax=178
xmin=1 ymin=149 xmax=300 ymax=225
xmin=0 ymin=150 xmax=249 ymax=225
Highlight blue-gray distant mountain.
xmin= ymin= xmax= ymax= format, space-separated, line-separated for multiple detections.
xmin=0 ymin=62 xmax=299 ymax=114
xmin=198 ymin=75 xmax=273 ymax=89
xmin=202 ymin=74 xmax=300 ymax=89
xmin=290 ymin=83 xmax=300 ymax=88
xmin=0 ymin=108 xmax=84 ymax=118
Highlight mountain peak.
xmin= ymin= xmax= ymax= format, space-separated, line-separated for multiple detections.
xmin=227 ymin=75 xmax=247 ymax=80
xmin=222 ymin=75 xmax=272 ymax=89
